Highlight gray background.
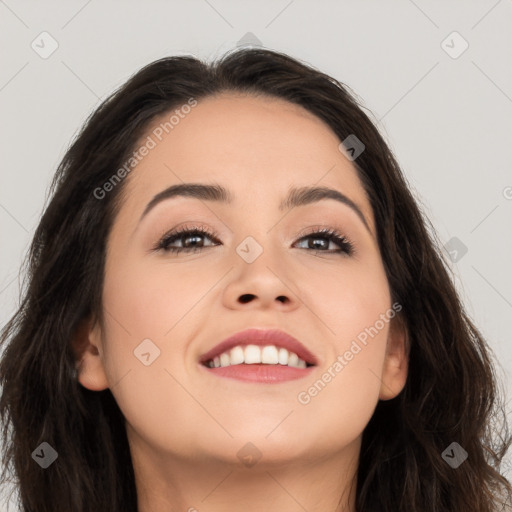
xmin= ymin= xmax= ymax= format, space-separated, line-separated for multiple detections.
xmin=1 ymin=0 xmax=511 ymax=508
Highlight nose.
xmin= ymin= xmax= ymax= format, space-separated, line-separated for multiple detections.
xmin=222 ymin=253 xmax=301 ymax=312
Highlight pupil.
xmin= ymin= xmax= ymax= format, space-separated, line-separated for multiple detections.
xmin=310 ymin=238 xmax=326 ymax=249
xmin=185 ymin=235 xmax=202 ymax=247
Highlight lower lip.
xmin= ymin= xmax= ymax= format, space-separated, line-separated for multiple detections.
xmin=200 ymin=363 xmax=314 ymax=383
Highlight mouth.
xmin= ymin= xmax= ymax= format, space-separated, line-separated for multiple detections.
xmin=198 ymin=328 xmax=317 ymax=383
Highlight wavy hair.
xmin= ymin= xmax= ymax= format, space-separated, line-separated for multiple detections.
xmin=1 ymin=47 xmax=511 ymax=511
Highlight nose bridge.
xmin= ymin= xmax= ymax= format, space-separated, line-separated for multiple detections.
xmin=223 ymin=225 xmax=301 ymax=308
xmin=233 ymin=217 xmax=283 ymax=268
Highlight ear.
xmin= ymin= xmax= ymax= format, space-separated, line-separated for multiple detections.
xmin=72 ymin=316 xmax=109 ymax=391
xmin=379 ymin=315 xmax=409 ymax=401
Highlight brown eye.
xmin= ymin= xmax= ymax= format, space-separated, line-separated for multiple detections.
xmin=154 ymin=226 xmax=220 ymax=254
xmin=294 ymin=228 xmax=354 ymax=256
xmin=152 ymin=226 xmax=355 ymax=256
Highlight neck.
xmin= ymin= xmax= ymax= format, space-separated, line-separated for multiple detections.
xmin=131 ymin=435 xmax=360 ymax=512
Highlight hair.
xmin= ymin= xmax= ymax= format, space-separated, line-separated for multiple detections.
xmin=1 ymin=47 xmax=511 ymax=512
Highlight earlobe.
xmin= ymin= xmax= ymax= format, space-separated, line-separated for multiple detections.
xmin=378 ymin=317 xmax=409 ymax=401
xmin=72 ymin=316 xmax=109 ymax=391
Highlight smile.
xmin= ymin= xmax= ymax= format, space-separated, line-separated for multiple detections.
xmin=204 ymin=344 xmax=313 ymax=369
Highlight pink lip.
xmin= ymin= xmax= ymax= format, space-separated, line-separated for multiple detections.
xmin=199 ymin=363 xmax=315 ymax=383
xmin=199 ymin=328 xmax=318 ymax=366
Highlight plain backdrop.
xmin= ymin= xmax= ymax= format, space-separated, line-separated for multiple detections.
xmin=1 ymin=0 xmax=511 ymax=509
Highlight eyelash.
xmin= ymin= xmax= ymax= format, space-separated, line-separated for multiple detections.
xmin=153 ymin=225 xmax=355 ymax=256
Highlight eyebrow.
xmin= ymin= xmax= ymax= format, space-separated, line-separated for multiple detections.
xmin=139 ymin=183 xmax=372 ymax=233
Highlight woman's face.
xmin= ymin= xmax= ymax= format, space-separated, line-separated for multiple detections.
xmin=78 ymin=93 xmax=407 ymax=470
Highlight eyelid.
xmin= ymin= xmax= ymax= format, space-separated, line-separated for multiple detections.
xmin=294 ymin=223 xmax=355 ymax=243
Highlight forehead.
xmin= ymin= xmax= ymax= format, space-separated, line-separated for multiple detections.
xmin=119 ymin=93 xmax=372 ymax=226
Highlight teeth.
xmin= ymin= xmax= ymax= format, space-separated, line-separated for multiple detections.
xmin=288 ymin=352 xmax=299 ymax=367
xmin=261 ymin=345 xmax=279 ymax=364
xmin=244 ymin=344 xmax=261 ymax=364
xmin=230 ymin=346 xmax=245 ymax=365
xmin=206 ymin=344 xmax=309 ymax=369
xmin=278 ymin=347 xmax=289 ymax=365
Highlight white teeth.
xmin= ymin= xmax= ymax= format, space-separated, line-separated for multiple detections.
xmin=261 ymin=345 xmax=279 ymax=364
xmin=229 ymin=346 xmax=245 ymax=365
xmin=206 ymin=344 xmax=309 ymax=369
xmin=244 ymin=344 xmax=261 ymax=364
xmin=278 ymin=347 xmax=289 ymax=365
xmin=288 ymin=352 xmax=299 ymax=367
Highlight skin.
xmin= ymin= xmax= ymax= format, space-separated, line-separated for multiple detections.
xmin=75 ymin=93 xmax=409 ymax=512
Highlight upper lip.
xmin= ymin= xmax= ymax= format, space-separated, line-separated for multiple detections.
xmin=199 ymin=328 xmax=318 ymax=366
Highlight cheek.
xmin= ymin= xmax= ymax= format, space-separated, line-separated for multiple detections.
xmin=300 ymin=253 xmax=391 ymax=347
xmin=295 ymin=256 xmax=391 ymax=425
xmin=97 ymin=261 xmax=213 ymax=451
xmin=102 ymin=257 xmax=212 ymax=341
xmin=98 ymin=255 xmax=215 ymax=386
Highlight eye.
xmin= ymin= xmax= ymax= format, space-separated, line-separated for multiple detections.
xmin=153 ymin=225 xmax=220 ymax=254
xmin=293 ymin=227 xmax=354 ymax=256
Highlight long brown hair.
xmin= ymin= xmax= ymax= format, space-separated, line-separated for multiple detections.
xmin=1 ymin=47 xmax=510 ymax=511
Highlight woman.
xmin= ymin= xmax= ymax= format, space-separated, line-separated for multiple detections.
xmin=1 ymin=47 xmax=510 ymax=511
